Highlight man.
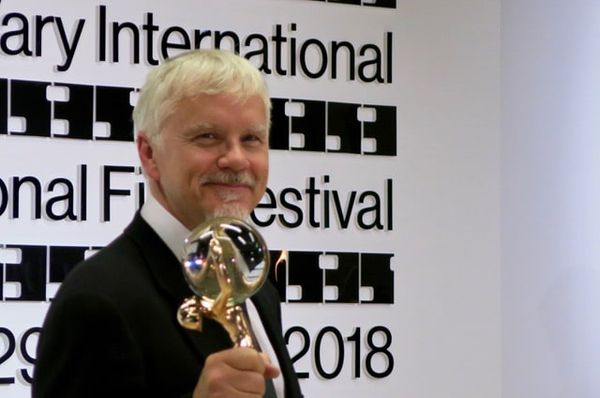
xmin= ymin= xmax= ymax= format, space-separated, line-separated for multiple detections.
xmin=33 ymin=49 xmax=302 ymax=398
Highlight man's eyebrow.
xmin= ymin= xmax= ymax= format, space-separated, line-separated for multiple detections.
xmin=247 ymin=124 xmax=268 ymax=135
xmin=181 ymin=122 xmax=214 ymax=135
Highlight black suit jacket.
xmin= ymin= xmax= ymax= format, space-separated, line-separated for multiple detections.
xmin=32 ymin=214 xmax=302 ymax=398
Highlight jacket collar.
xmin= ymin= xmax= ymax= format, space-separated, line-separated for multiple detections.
xmin=124 ymin=213 xmax=233 ymax=358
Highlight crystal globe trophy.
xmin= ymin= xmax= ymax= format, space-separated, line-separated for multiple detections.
xmin=177 ymin=217 xmax=270 ymax=348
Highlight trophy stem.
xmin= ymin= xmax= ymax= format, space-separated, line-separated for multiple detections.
xmin=221 ymin=305 xmax=255 ymax=349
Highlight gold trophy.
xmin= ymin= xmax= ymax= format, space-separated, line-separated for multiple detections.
xmin=177 ymin=217 xmax=270 ymax=348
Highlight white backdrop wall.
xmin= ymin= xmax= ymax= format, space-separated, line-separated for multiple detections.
xmin=502 ymin=1 xmax=600 ymax=397
xmin=0 ymin=1 xmax=502 ymax=397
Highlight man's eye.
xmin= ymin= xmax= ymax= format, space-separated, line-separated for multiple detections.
xmin=243 ymin=134 xmax=262 ymax=143
xmin=195 ymin=132 xmax=216 ymax=140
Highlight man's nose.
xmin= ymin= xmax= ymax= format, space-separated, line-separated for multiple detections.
xmin=216 ymin=142 xmax=250 ymax=171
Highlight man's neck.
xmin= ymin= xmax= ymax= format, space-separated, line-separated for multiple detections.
xmin=140 ymin=193 xmax=191 ymax=261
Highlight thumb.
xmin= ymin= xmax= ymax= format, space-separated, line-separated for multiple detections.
xmin=264 ymin=363 xmax=280 ymax=379
xmin=259 ymin=352 xmax=281 ymax=379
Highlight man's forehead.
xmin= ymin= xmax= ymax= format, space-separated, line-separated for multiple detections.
xmin=181 ymin=120 xmax=267 ymax=133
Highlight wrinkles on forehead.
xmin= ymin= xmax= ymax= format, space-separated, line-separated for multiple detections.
xmin=163 ymin=94 xmax=268 ymax=132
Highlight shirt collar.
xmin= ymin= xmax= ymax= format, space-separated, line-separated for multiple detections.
xmin=140 ymin=193 xmax=191 ymax=262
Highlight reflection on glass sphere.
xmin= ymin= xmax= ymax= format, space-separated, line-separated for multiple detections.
xmin=181 ymin=217 xmax=269 ymax=309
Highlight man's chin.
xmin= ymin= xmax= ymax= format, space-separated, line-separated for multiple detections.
xmin=210 ymin=204 xmax=250 ymax=221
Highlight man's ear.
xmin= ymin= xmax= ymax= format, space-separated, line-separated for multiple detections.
xmin=137 ymin=133 xmax=160 ymax=180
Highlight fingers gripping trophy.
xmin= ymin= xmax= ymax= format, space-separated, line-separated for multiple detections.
xmin=177 ymin=217 xmax=270 ymax=349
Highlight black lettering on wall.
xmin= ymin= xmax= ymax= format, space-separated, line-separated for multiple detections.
xmin=288 ymin=251 xmax=323 ymax=303
xmin=328 ymin=102 xmax=361 ymax=154
xmin=278 ymin=188 xmax=303 ymax=228
xmin=323 ymin=252 xmax=359 ymax=303
xmin=161 ymin=26 xmax=192 ymax=59
xmin=331 ymin=41 xmax=356 ymax=81
xmin=269 ymin=98 xmax=289 ymax=150
xmin=330 ymin=0 xmax=361 ymax=5
xmin=291 ymin=100 xmax=326 ymax=152
xmin=363 ymin=104 xmax=396 ymax=156
xmin=4 ymin=245 xmax=46 ymax=301
xmin=142 ymin=12 xmax=160 ymax=65
xmin=95 ymin=86 xmax=134 ymax=141
xmin=53 ymin=83 xmax=94 ymax=140
xmin=304 ymin=0 xmax=396 ymax=7
xmin=0 ymin=79 xmax=7 ymax=135
xmin=364 ymin=0 xmax=397 ymax=8
xmin=102 ymin=165 xmax=135 ymax=221
xmin=45 ymin=178 xmax=77 ymax=221
xmin=299 ymin=39 xmax=328 ymax=79
xmin=11 ymin=80 xmax=51 ymax=137
xmin=357 ymin=43 xmax=385 ymax=83
xmin=214 ymin=30 xmax=240 ymax=53
xmin=0 ymin=178 xmax=8 ymax=216
xmin=253 ymin=188 xmax=277 ymax=227
xmin=112 ymin=21 xmax=140 ymax=63
xmin=251 ymin=176 xmax=393 ymax=231
xmin=12 ymin=176 xmax=42 ymax=219
xmin=360 ymin=253 xmax=394 ymax=303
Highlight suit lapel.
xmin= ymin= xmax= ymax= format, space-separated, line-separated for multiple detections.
xmin=250 ymin=287 xmax=279 ymax=341
xmin=124 ymin=213 xmax=232 ymax=359
xmin=251 ymin=284 xmax=304 ymax=397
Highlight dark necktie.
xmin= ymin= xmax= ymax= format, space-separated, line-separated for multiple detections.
xmin=241 ymin=302 xmax=277 ymax=398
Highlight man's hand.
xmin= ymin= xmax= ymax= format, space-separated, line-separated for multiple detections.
xmin=193 ymin=347 xmax=280 ymax=397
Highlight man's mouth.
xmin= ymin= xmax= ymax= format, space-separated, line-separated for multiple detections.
xmin=200 ymin=172 xmax=256 ymax=189
xmin=204 ymin=182 xmax=251 ymax=190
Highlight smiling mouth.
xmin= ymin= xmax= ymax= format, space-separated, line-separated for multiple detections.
xmin=204 ymin=182 xmax=252 ymax=190
xmin=205 ymin=183 xmax=252 ymax=203
xmin=199 ymin=172 xmax=256 ymax=189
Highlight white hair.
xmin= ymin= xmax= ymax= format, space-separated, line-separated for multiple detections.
xmin=132 ymin=49 xmax=271 ymax=144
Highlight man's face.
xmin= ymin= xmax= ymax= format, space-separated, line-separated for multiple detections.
xmin=138 ymin=93 xmax=269 ymax=230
